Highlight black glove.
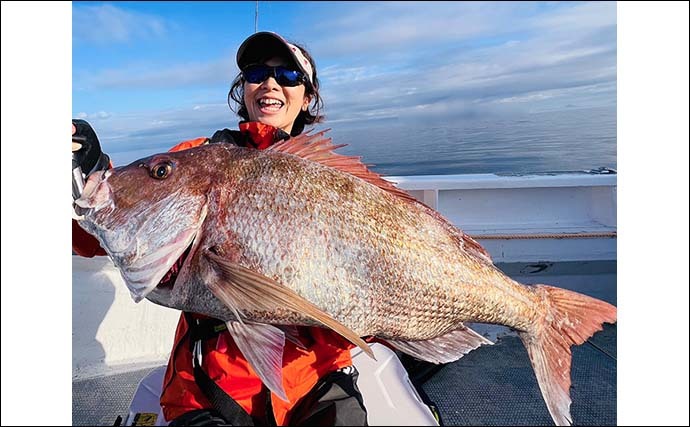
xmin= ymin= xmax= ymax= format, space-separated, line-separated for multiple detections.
xmin=72 ymin=119 xmax=110 ymax=200
xmin=73 ymin=119 xmax=110 ymax=174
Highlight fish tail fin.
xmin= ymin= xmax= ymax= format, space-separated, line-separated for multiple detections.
xmin=519 ymin=285 xmax=617 ymax=426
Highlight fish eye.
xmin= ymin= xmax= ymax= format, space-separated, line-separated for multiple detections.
xmin=150 ymin=162 xmax=173 ymax=180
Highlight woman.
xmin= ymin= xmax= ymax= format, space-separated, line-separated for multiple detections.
xmin=72 ymin=32 xmax=368 ymax=426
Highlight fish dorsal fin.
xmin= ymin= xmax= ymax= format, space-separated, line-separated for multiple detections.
xmin=270 ymin=129 xmax=419 ymax=204
xmin=272 ymin=130 xmax=494 ymax=266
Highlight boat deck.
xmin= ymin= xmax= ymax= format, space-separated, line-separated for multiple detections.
xmin=73 ymin=260 xmax=616 ymax=426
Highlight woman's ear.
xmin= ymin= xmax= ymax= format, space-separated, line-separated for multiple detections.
xmin=302 ymin=95 xmax=312 ymax=111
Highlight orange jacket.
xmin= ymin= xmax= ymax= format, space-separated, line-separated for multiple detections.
xmin=71 ymin=122 xmax=355 ymax=425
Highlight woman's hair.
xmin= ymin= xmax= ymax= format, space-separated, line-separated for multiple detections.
xmin=228 ymin=41 xmax=324 ymax=136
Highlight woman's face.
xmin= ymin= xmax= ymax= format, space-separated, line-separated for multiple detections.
xmin=244 ymin=57 xmax=311 ymax=134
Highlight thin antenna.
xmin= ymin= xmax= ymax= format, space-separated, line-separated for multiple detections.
xmin=254 ymin=1 xmax=258 ymax=33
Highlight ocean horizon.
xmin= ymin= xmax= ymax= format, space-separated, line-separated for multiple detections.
xmin=105 ymin=105 xmax=616 ymax=177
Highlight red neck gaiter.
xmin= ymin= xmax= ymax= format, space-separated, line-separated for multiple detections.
xmin=238 ymin=121 xmax=290 ymax=150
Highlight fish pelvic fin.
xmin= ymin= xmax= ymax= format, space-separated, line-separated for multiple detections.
xmin=270 ymin=129 xmax=419 ymax=204
xmin=202 ymin=249 xmax=374 ymax=359
xmin=225 ymin=320 xmax=289 ymax=402
xmin=520 ymin=285 xmax=617 ymax=426
xmin=387 ymin=324 xmax=493 ymax=364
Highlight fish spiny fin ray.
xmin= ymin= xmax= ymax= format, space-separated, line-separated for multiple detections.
xmin=387 ymin=324 xmax=493 ymax=364
xmin=519 ymin=285 xmax=617 ymax=426
xmin=202 ymin=249 xmax=374 ymax=359
xmin=270 ymin=129 xmax=419 ymax=204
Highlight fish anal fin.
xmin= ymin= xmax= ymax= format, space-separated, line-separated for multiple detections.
xmin=202 ymin=249 xmax=374 ymax=359
xmin=387 ymin=324 xmax=493 ymax=364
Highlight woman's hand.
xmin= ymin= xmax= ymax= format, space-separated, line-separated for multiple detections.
xmin=72 ymin=123 xmax=81 ymax=152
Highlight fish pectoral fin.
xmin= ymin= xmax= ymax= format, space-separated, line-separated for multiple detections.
xmin=387 ymin=324 xmax=493 ymax=364
xmin=225 ymin=320 xmax=290 ymax=402
xmin=203 ymin=249 xmax=374 ymax=359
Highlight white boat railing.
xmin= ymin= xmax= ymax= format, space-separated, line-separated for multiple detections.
xmin=387 ymin=171 xmax=616 ymax=263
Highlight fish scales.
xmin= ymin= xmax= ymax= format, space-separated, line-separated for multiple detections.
xmin=170 ymin=146 xmax=539 ymax=338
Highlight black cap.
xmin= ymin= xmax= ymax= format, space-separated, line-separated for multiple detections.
xmin=236 ymin=32 xmax=314 ymax=85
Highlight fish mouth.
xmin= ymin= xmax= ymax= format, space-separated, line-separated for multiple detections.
xmin=147 ymin=201 xmax=206 ymax=303
xmin=155 ymin=238 xmax=195 ymax=292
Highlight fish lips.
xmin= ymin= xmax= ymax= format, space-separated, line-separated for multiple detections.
xmin=74 ymin=170 xmax=114 ymax=219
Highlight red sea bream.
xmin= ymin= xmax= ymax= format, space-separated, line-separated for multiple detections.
xmin=75 ymin=131 xmax=617 ymax=425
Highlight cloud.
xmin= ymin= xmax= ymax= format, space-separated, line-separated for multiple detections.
xmin=297 ymin=2 xmax=614 ymax=59
xmin=75 ymin=111 xmax=112 ymax=120
xmin=528 ymin=1 xmax=617 ymax=34
xmin=300 ymin=2 xmax=509 ymax=57
xmin=78 ymin=57 xmax=237 ymax=90
xmin=78 ymin=103 xmax=237 ymax=166
xmin=73 ymin=4 xmax=169 ymax=44
xmin=319 ymin=34 xmax=615 ymax=122
xmin=495 ymin=92 xmax=556 ymax=104
xmin=305 ymin=2 xmax=616 ymax=122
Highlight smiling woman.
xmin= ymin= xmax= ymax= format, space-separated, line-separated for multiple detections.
xmin=72 ymin=31 xmax=437 ymax=427
xmin=228 ymin=31 xmax=325 ymax=137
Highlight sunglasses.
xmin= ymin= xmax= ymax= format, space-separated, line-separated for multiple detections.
xmin=242 ymin=64 xmax=308 ymax=87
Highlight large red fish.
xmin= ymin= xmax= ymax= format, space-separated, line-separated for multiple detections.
xmin=75 ymin=131 xmax=616 ymax=425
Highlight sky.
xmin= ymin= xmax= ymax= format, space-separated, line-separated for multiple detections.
xmin=72 ymin=1 xmax=618 ymax=160
xmin=2 ymin=2 xmax=689 ymax=426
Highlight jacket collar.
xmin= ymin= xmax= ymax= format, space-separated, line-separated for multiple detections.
xmin=239 ymin=122 xmax=291 ymax=150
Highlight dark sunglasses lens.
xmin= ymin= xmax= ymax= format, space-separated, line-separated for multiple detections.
xmin=243 ymin=65 xmax=304 ymax=87
xmin=243 ymin=66 xmax=271 ymax=84
xmin=274 ymin=68 xmax=303 ymax=86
